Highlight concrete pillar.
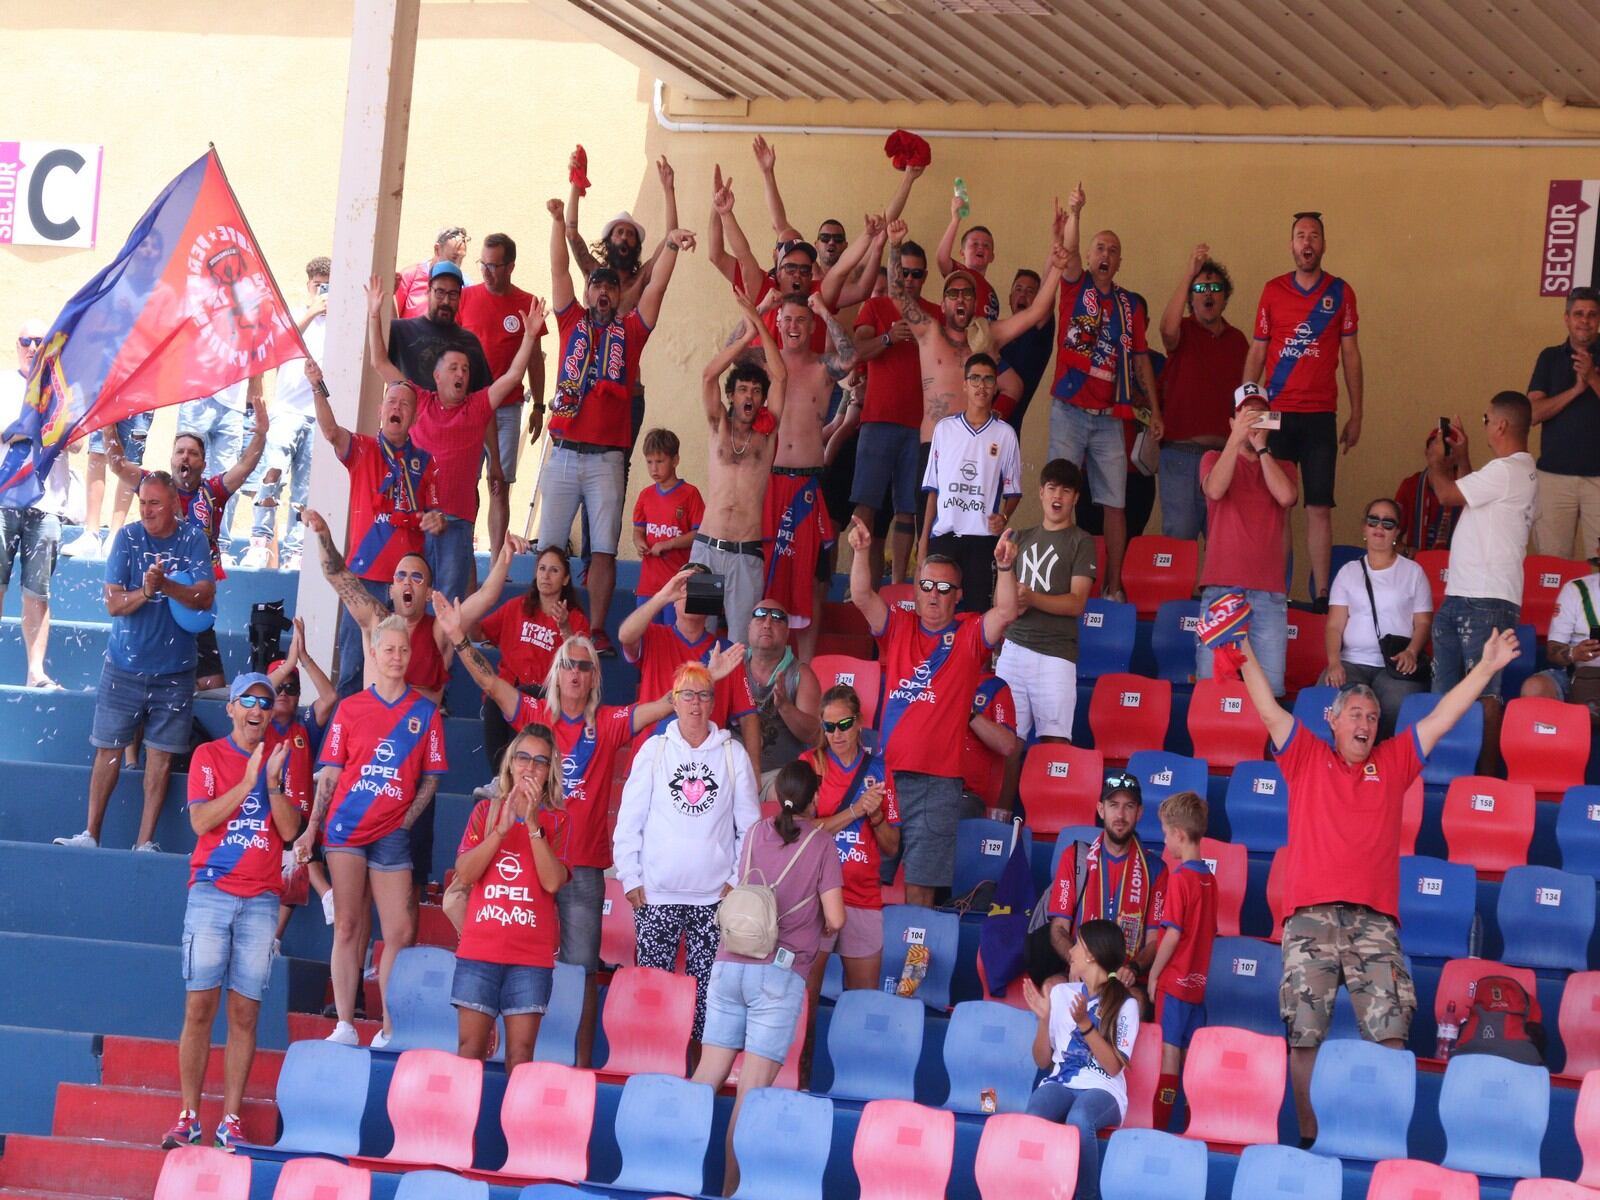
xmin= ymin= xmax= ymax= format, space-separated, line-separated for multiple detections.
xmin=296 ymin=0 xmax=419 ymax=672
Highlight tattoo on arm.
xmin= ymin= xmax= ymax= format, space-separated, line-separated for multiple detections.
xmin=406 ymin=776 xmax=439 ymax=830
xmin=822 ymin=313 xmax=857 ymax=381
xmin=317 ymin=527 xmax=380 ymax=622
xmin=310 ymin=771 xmax=336 ymax=827
xmin=460 ymin=641 xmax=496 ymax=685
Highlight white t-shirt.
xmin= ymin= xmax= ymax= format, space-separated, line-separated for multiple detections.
xmin=922 ymin=412 xmax=1022 ymax=538
xmin=0 ymin=369 xmax=72 ymax=518
xmin=199 ymin=379 xmax=251 ymax=413
xmin=1549 ymin=573 xmax=1600 ymax=647
xmin=272 ymin=313 xmax=325 ymax=419
xmin=1447 ymin=452 xmax=1538 ymax=604
xmin=1329 ymin=554 xmax=1434 ymax=668
xmin=1045 ymin=981 xmax=1139 ymax=1118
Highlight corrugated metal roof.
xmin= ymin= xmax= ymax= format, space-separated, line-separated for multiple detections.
xmin=557 ymin=0 xmax=1600 ymax=109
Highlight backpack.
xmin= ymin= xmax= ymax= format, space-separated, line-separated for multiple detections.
xmin=1453 ymin=974 xmax=1546 ymax=1065
xmin=718 ymin=823 xmax=822 ymax=959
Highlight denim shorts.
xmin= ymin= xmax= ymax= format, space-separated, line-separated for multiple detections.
xmin=556 ymin=865 xmax=605 ymax=973
xmin=538 ymin=445 xmax=625 ymax=556
xmin=0 ymin=509 xmax=62 ymax=598
xmin=182 ymin=882 xmax=277 ymax=1001
xmin=90 ymin=660 xmax=196 ymax=754
xmin=701 ymin=959 xmax=806 ymax=1064
xmin=324 ymin=825 xmax=413 ymax=873
xmin=851 ymin=422 xmax=922 ymax=516
xmin=451 ymin=956 xmax=552 ymax=1017
xmin=1049 ymin=402 xmax=1127 ymax=509
xmin=425 ymin=517 xmax=475 ymax=605
xmin=1157 ymin=992 xmax=1206 ymax=1050
xmin=87 ymin=411 xmax=153 ymax=459
xmin=1432 ymin=595 xmax=1520 ymax=699
xmin=892 ymin=770 xmax=963 ymax=889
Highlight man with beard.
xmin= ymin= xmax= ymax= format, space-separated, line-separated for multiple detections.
xmin=994 ymin=268 xmax=1057 ymax=435
xmin=395 ymin=226 xmax=469 ymax=318
xmin=1242 ymin=212 xmax=1364 ymax=609
xmin=564 ymin=152 xmax=678 ymax=315
xmin=540 ymin=197 xmax=693 ymax=653
xmin=384 ymin=259 xmax=493 ymax=395
xmin=1049 ymin=184 xmax=1165 ymax=603
xmin=692 ymin=290 xmax=789 ymax=645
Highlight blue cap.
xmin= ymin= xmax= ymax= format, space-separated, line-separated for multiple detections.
xmin=229 ymin=672 xmax=275 ymax=703
xmin=429 ymin=260 xmax=465 ymax=286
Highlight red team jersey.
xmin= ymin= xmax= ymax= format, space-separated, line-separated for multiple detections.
xmin=1252 ymin=272 xmax=1359 ymax=413
xmin=854 ymin=296 xmax=942 ymax=428
xmin=807 ymin=748 xmax=899 ymax=910
xmin=457 ymin=284 xmax=545 ymax=378
xmin=166 ymin=474 xmax=234 ymax=578
xmin=339 ymin=433 xmax=442 ymax=583
xmin=261 ymin=718 xmax=314 ymax=818
xmin=481 ymin=599 xmax=592 ymax=688
xmin=632 ymin=480 xmax=705 ymax=596
xmin=1047 ymin=837 xmax=1168 ymax=929
xmin=187 ymin=738 xmax=289 ymax=898
xmin=455 ymin=800 xmax=568 ymax=967
xmin=875 ymin=609 xmax=993 ymax=778
xmin=318 ymin=688 xmax=448 ymax=848
xmin=551 ymin=304 xmax=651 ymax=448
xmin=1155 ymin=859 xmax=1217 ymax=1004
xmin=625 ymin=623 xmax=756 ymax=733
xmin=961 ymin=675 xmax=1015 ymax=801
xmin=510 ymin=698 xmax=635 ymax=870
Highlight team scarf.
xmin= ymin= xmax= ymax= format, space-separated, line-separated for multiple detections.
xmin=1054 ymin=282 xmax=1139 ymax=417
xmin=1080 ymin=835 xmax=1152 ymax=958
xmin=377 ymin=434 xmax=426 ymax=517
xmin=554 ymin=312 xmax=627 ymax=416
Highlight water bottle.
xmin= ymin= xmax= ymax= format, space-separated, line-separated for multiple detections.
xmin=953 ymin=177 xmax=970 ymax=220
xmin=1435 ymin=1000 xmax=1459 ymax=1059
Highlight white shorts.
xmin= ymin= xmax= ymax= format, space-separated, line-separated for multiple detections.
xmin=996 ymin=640 xmax=1078 ymax=739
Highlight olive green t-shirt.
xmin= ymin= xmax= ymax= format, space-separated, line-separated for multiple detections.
xmin=1004 ymin=524 xmax=1097 ymax=661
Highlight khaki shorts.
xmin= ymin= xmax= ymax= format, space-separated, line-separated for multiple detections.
xmin=819 ymin=905 xmax=885 ymax=960
xmin=1280 ymin=903 xmax=1416 ymax=1048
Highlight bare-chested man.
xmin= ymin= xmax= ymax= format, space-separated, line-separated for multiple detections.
xmin=691 ymin=290 xmax=790 ymax=645
xmin=564 ymin=150 xmax=678 ymax=315
xmin=762 ymin=292 xmax=857 ymax=661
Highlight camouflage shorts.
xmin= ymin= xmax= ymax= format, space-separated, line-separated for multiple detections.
xmin=1280 ymin=904 xmax=1416 ymax=1048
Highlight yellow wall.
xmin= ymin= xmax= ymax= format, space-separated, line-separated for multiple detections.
xmin=4 ymin=3 xmax=1594 ymax=590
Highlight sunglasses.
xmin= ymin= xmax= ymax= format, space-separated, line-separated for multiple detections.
xmin=917 ymin=578 xmax=957 ymax=594
xmin=276 ymin=682 xmax=300 ymax=696
xmin=234 ymin=694 xmax=272 ymax=709
xmin=17 ymin=336 xmax=44 ymax=348
xmin=901 ymin=267 xmax=928 ymax=279
xmin=512 ymin=750 xmax=552 ymax=766
xmin=557 ymin=658 xmax=596 ymax=673
xmin=751 ymin=606 xmax=788 ymax=623
xmin=393 ymin=570 xmax=427 ymax=584
xmin=1365 ymin=515 xmax=1399 ymax=530
xmin=944 ymin=287 xmax=976 ymax=299
xmin=1103 ymin=771 xmax=1143 ymax=798
xmin=777 ymin=263 xmax=811 ymax=274
xmin=1191 ymin=282 xmax=1224 ymax=295
xmin=816 ymin=233 xmax=846 ymax=244
xmin=821 ymin=716 xmax=857 ymax=733
xmin=676 ymin=688 xmax=715 ymax=703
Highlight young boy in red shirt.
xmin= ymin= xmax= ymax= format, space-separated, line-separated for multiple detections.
xmin=1149 ymin=790 xmax=1217 ymax=1131
xmin=630 ymin=428 xmax=704 ymax=621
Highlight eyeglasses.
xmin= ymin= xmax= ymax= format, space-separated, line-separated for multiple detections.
xmin=1190 ymin=282 xmax=1224 ymax=295
xmin=428 ymin=286 xmax=461 ymax=298
xmin=751 ymin=606 xmax=788 ymax=623
xmin=777 ymin=263 xmax=811 ymax=275
xmin=676 ymin=688 xmax=715 ymax=703
xmin=901 ymin=267 xmax=928 ymax=279
xmin=965 ymin=374 xmax=998 ymax=387
xmin=917 ymin=578 xmax=957 ymax=594
xmin=557 ymin=658 xmax=596 ymax=673
xmin=234 ymin=694 xmax=272 ymax=710
xmin=816 ymin=233 xmax=846 ymax=245
xmin=17 ymin=337 xmax=43 ymax=348
xmin=477 ymin=259 xmax=509 ymax=270
xmin=512 ymin=750 xmax=552 ymax=766
xmin=944 ymin=287 xmax=976 ymax=299
xmin=1364 ymin=515 xmax=1399 ymax=530
xmin=821 ymin=716 xmax=857 ymax=733
xmin=393 ymin=570 xmax=427 ymax=584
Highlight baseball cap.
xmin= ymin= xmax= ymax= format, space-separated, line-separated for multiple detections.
xmin=1102 ymin=770 xmax=1143 ymax=804
xmin=776 ymin=238 xmax=818 ymax=263
xmin=942 ymin=268 xmax=979 ymax=293
xmin=1233 ymin=382 xmax=1268 ymax=410
xmin=267 ymin=658 xmax=301 ymax=692
xmin=586 ymin=266 xmax=621 ymax=288
xmin=429 ymin=260 xmax=465 ymax=286
xmin=600 ymin=211 xmax=645 ymax=245
xmin=229 ymin=672 xmax=275 ymax=703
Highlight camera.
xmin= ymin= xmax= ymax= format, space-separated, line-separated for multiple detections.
xmin=684 ymin=572 xmax=726 ymax=617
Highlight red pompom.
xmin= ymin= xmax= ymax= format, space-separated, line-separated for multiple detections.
xmin=569 ymin=145 xmax=591 ymax=196
xmin=883 ymin=130 xmax=931 ymax=171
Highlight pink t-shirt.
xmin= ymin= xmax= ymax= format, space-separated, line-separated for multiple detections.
xmin=716 ymin=818 xmax=843 ymax=978
xmin=1199 ymin=450 xmax=1297 ymax=594
xmin=411 ymin=387 xmax=497 ymax=520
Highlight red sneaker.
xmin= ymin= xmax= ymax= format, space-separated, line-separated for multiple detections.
xmin=592 ymin=630 xmax=616 ymax=657
xmin=160 ymin=1109 xmax=201 ymax=1150
xmin=213 ymin=1113 xmax=245 ymax=1153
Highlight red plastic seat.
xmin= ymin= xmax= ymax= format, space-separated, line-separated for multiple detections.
xmin=1413 ymin=550 xmax=1450 ymax=612
xmin=477 ymin=1060 xmax=594 ymax=1184
xmin=599 ymin=965 xmax=695 ymax=1078
xmin=1401 ymin=776 xmax=1423 ymax=857
xmin=1188 ymin=679 xmax=1268 ymax=772
xmin=1181 ymin=1025 xmax=1287 ymax=1148
xmin=155 ymin=1146 xmax=250 ymax=1200
xmin=1019 ymin=742 xmax=1104 ymax=837
xmin=1121 ymin=536 xmax=1200 ymax=620
xmin=1502 ymin=698 xmax=1592 ymax=797
xmin=1523 ymin=556 xmax=1590 ymax=638
xmin=1265 ymin=848 xmax=1288 ymax=943
xmin=1200 ymin=838 xmax=1247 ymax=938
xmin=1088 ymin=673 xmax=1172 ymax=766
xmin=974 ymin=1113 xmax=1079 ymax=1200
xmin=272 ymin=1158 xmax=372 ymax=1200
xmin=975 ymin=954 xmax=1029 ymax=1011
xmin=727 ymin=989 xmax=807 ymax=1090
xmin=1512 ymin=1179 xmax=1600 ymax=1200
xmin=1284 ymin=609 xmax=1329 ymax=696
xmin=1366 ymin=1158 xmax=1480 ymax=1200
xmin=601 ymin=876 xmax=637 ymax=970
xmin=1578 ymin=1070 xmax=1600 ymax=1188
xmin=1441 ymin=776 xmax=1535 ymax=879
xmin=812 ymin=655 xmax=884 ymax=727
xmin=1433 ymin=959 xmax=1542 ymax=1057
xmin=350 ymin=1048 xmax=480 ymax=1172
xmin=878 ymin=583 xmax=916 ymax=613
xmin=853 ymin=1099 xmax=955 ymax=1200
xmin=1120 ymin=1023 xmax=1163 ymax=1130
xmin=1559 ymin=974 xmax=1600 ymax=1081
xmin=822 ymin=599 xmax=871 ymax=638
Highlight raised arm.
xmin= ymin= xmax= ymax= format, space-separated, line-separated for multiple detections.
xmin=1415 ymin=628 xmax=1519 ymax=758
xmin=455 ymin=535 xmax=523 ymax=630
xmin=706 ymin=164 xmax=738 ymax=284
xmin=284 ymin=616 xmax=340 ymax=728
xmin=548 ymin=198 xmax=577 ymax=313
xmin=811 ymin=294 xmax=858 ymax=381
xmin=1425 ymin=420 xmax=1470 ymax=508
xmin=935 ymin=190 xmax=964 ymax=278
xmin=487 ymin=297 xmax=548 ymax=408
xmin=620 ymin=568 xmax=693 ymax=653
xmin=991 ymin=240 xmax=1065 ymax=347
xmin=101 ymin=425 xmax=145 ymax=490
xmin=363 ymin=276 xmax=404 ymax=385
xmin=303 ymin=508 xmax=385 ymax=632
xmin=1161 ymin=244 xmax=1209 ymax=352
xmin=222 ymin=386 xmax=269 ymax=494
xmin=1057 ymin=184 xmax=1085 ymax=284
xmin=752 ymin=136 xmax=800 ymax=242
xmin=885 ymin=221 xmax=934 ymax=336
xmin=715 ymin=179 xmax=766 ymax=302
xmin=845 ymin=515 xmax=890 ymax=633
xmin=656 ymin=154 xmax=680 ymax=243
xmin=982 ymin=531 xmax=1020 ymax=648
xmin=883 ymin=162 xmax=924 ymax=224
xmin=637 ymin=228 xmax=695 ymax=329
xmin=750 ymin=291 xmax=789 ymax=427
xmin=820 ymin=213 xmax=885 ymax=309
xmin=433 ymin=590 xmax=521 ymax=720
xmin=305 ymin=358 xmax=352 ymax=459
xmin=702 ymin=309 xmax=755 ymax=431
xmin=1239 ymin=637 xmax=1294 ymax=750
xmin=563 ymin=150 xmax=601 ymax=279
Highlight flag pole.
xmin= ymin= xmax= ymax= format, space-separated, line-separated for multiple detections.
xmin=206 ymin=143 xmax=312 ymax=361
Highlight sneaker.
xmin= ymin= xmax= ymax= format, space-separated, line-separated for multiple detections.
xmin=133 ymin=839 xmax=161 ymax=853
xmin=53 ymin=830 xmax=98 ymax=848
xmin=213 ymin=1113 xmax=245 ymax=1153
xmin=324 ymin=1021 xmax=359 ymax=1046
xmin=281 ymin=551 xmax=302 ymax=572
xmin=592 ymin=630 xmax=615 ymax=658
xmin=61 ymin=529 xmax=104 ymax=558
xmin=321 ymin=889 xmax=336 ymax=926
xmin=160 ymin=1109 xmax=201 ymax=1150
xmin=370 ymin=1028 xmax=392 ymax=1050
xmin=237 ymin=537 xmax=273 ymax=570
xmin=472 ymin=778 xmax=502 ymax=801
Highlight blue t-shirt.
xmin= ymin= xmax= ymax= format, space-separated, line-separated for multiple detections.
xmin=104 ymin=521 xmax=216 ymax=676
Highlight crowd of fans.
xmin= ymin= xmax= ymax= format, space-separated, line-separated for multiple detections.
xmin=9 ymin=137 xmax=1599 ymax=1186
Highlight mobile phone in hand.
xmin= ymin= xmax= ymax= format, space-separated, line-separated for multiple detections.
xmin=1253 ymin=411 xmax=1282 ymax=431
xmin=1438 ymin=417 xmax=1452 ymax=442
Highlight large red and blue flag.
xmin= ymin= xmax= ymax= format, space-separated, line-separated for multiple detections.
xmin=0 ymin=148 xmax=305 ymax=507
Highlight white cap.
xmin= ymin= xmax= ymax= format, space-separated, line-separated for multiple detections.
xmin=1233 ymin=382 xmax=1268 ymax=409
xmin=600 ymin=211 xmax=645 ymax=244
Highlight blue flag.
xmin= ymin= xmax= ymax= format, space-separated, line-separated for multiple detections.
xmin=978 ymin=819 xmax=1038 ymax=995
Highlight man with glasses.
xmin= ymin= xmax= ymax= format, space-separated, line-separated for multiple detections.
xmin=1425 ymin=392 xmax=1538 ymax=771
xmin=1527 ymin=286 xmax=1600 ymax=558
xmin=457 ymin=233 xmax=547 ymax=558
xmin=919 ymin=353 xmax=1022 ymax=613
xmin=1157 ymin=244 xmax=1248 ymax=539
xmin=384 ymin=259 xmax=493 ymax=396
xmin=1242 ymin=211 xmax=1363 ymax=610
xmin=846 ymin=512 xmax=1019 ymax=907
xmin=743 ymin=595 xmax=821 ymax=791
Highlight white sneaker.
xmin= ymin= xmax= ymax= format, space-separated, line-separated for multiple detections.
xmin=133 ymin=839 xmax=161 ymax=853
xmin=324 ymin=1021 xmax=359 ymax=1046
xmin=321 ymin=889 xmax=336 ymax=926
xmin=369 ymin=1029 xmax=392 ymax=1050
xmin=61 ymin=530 xmax=103 ymax=558
xmin=238 ymin=538 xmax=272 ymax=570
xmin=52 ymin=830 xmax=98 ymax=848
xmin=472 ymin=778 xmax=502 ymax=801
xmin=281 ymin=551 xmax=302 ymax=571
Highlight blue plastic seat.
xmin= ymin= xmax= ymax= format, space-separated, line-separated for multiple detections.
xmin=516 ymin=1187 xmax=588 ymax=1199
xmin=1100 ymin=1128 xmax=1208 ymax=1200
xmin=1222 ymin=760 xmax=1288 ymax=852
xmin=1151 ymin=600 xmax=1201 ymax=685
xmin=609 ymin=1074 xmax=713 ymax=1196
xmin=1291 ymin=686 xmax=1338 ymax=744
xmin=1126 ymin=750 xmax=1208 ymax=841
xmin=1204 ymin=937 xmax=1282 ymax=1037
xmin=1046 ymin=826 xmax=1106 ymax=882
xmin=1397 ymin=856 xmax=1479 ymax=960
xmin=1232 ymin=1144 xmax=1343 ymax=1200
xmin=272 ymin=1041 xmax=370 ymax=1157
xmin=1503 ymin=623 xmax=1541 ymax=700
xmin=1439 ymin=1054 xmax=1551 ymax=1179
xmin=1078 ymin=599 xmax=1137 ymax=680
xmin=1308 ymin=1040 xmax=1415 ymax=1162
xmin=1498 ymin=864 xmax=1596 ymax=972
xmin=940 ymin=1001 xmax=1041 ymax=1114
xmin=952 ymin=819 xmax=1033 ymax=901
xmin=1397 ymin=691 xmax=1483 ymax=788
xmin=881 ymin=905 xmax=960 ymax=1011
xmin=385 ymin=945 xmax=459 ymax=1052
xmin=729 ymin=1088 xmax=832 ymax=1200
xmin=825 ymin=989 xmax=924 ymax=1102
xmin=530 ymin=961 xmax=584 ymax=1066
xmin=1557 ymin=786 xmax=1600 ymax=879
xmin=394 ymin=1172 xmax=488 ymax=1200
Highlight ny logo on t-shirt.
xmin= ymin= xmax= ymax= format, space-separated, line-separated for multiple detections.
xmin=1019 ymin=541 xmax=1059 ymax=591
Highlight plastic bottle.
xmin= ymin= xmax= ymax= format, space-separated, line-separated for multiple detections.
xmin=1435 ymin=1000 xmax=1459 ymax=1059
xmin=953 ymin=177 xmax=970 ymax=220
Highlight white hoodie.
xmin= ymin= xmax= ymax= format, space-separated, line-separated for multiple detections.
xmin=612 ymin=719 xmax=761 ymax=906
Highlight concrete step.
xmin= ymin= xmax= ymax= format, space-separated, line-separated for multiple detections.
xmin=51 ymin=1082 xmax=278 ymax=1146
xmin=99 ymin=1035 xmax=283 ymax=1103
xmin=0 ymin=1134 xmax=165 ymax=1198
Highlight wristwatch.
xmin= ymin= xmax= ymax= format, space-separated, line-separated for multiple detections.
xmin=881 ymin=332 xmax=893 ymax=348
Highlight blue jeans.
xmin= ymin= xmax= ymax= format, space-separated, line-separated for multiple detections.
xmin=556 ymin=865 xmax=605 ymax=974
xmin=1432 ymin=595 xmax=1520 ymax=699
xmin=91 ymin=661 xmax=196 ymax=754
xmin=178 ymin=396 xmax=245 ymax=554
xmin=1158 ymin=444 xmax=1210 ymax=540
xmin=1025 ymin=1082 xmax=1122 ymax=1200
xmin=1050 ymin=402 xmax=1127 ymax=509
xmin=335 ymin=577 xmax=394 ymax=697
xmin=87 ymin=411 xmax=153 ymax=460
xmin=182 ymin=883 xmax=277 ymax=1001
xmin=1196 ymin=586 xmax=1288 ymax=696
xmin=425 ymin=516 xmax=474 ymax=604
xmin=0 ymin=509 xmax=63 ymax=598
xmin=249 ymin=412 xmax=314 ymax=553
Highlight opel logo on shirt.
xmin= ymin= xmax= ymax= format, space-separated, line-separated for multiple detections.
xmin=496 ymin=852 xmax=523 ymax=882
xmin=960 ymin=462 xmax=978 ymax=482
xmin=374 ymin=740 xmax=396 ymax=764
